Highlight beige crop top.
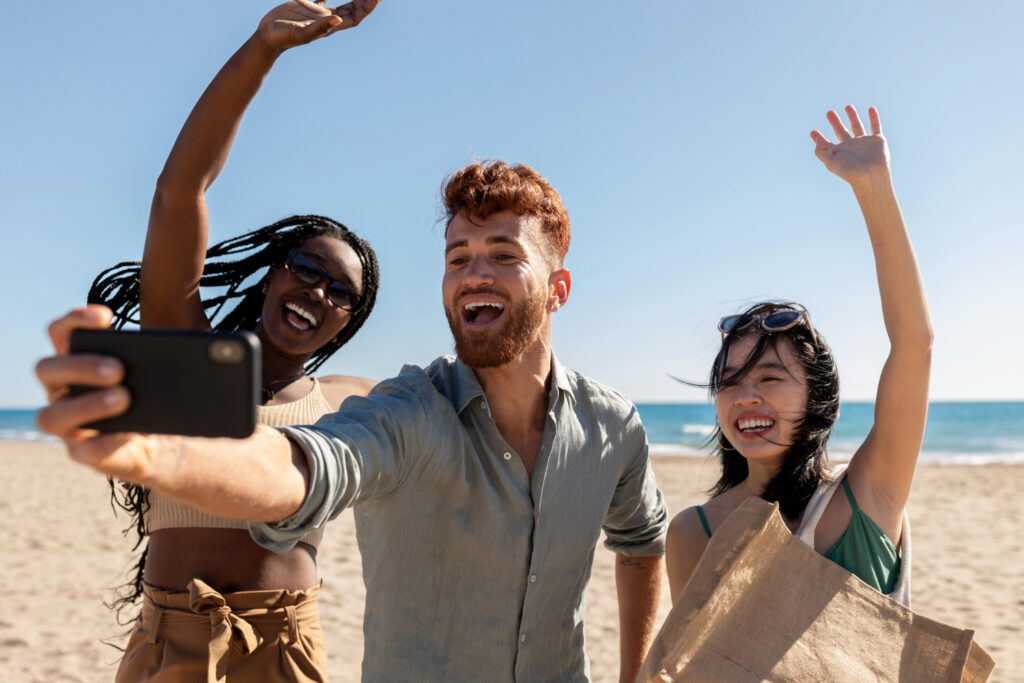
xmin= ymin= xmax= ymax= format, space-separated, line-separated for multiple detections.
xmin=144 ymin=378 xmax=335 ymax=549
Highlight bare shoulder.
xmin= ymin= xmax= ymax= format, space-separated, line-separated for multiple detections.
xmin=666 ymin=506 xmax=712 ymax=601
xmin=318 ymin=374 xmax=378 ymax=409
xmin=668 ymin=506 xmax=711 ymax=547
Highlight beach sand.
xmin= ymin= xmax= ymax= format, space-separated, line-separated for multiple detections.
xmin=2 ymin=442 xmax=1021 ymax=682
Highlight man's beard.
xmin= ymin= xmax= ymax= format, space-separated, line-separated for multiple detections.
xmin=445 ymin=288 xmax=547 ymax=368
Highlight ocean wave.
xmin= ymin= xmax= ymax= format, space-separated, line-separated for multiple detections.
xmin=648 ymin=442 xmax=1024 ymax=465
xmin=0 ymin=429 xmax=58 ymax=443
xmin=649 ymin=443 xmax=709 ymax=457
xmin=681 ymin=423 xmax=714 ymax=437
xmin=918 ymin=450 xmax=1024 ymax=466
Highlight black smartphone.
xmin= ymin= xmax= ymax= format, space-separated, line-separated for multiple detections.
xmin=69 ymin=328 xmax=261 ymax=438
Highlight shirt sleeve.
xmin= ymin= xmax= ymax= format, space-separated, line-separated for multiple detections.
xmin=602 ymin=407 xmax=668 ymax=557
xmin=248 ymin=369 xmax=432 ymax=552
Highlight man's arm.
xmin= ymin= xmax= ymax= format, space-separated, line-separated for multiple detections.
xmin=37 ymin=306 xmax=417 ymax=540
xmin=146 ymin=429 xmax=310 ymax=522
xmin=601 ymin=407 xmax=669 ymax=682
xmin=35 ymin=306 xmax=311 ymax=521
xmin=616 ymin=553 xmax=665 ymax=683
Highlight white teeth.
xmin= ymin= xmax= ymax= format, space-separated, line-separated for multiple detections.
xmin=285 ymin=302 xmax=319 ymax=327
xmin=464 ymin=302 xmax=505 ymax=311
xmin=738 ymin=418 xmax=774 ymax=431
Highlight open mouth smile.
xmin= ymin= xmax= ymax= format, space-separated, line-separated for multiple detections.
xmin=283 ymin=301 xmax=320 ymax=332
xmin=461 ymin=300 xmax=506 ymax=328
xmin=736 ymin=416 xmax=775 ymax=435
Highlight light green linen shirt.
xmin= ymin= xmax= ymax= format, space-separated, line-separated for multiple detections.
xmin=250 ymin=354 xmax=668 ymax=682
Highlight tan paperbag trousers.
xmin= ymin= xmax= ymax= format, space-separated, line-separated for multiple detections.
xmin=115 ymin=578 xmax=329 ymax=682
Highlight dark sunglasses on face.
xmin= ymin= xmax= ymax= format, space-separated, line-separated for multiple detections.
xmin=283 ymin=249 xmax=362 ymax=312
xmin=718 ymin=305 xmax=817 ymax=344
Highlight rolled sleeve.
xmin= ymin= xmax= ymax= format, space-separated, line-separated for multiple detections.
xmin=248 ymin=370 xmax=431 ymax=552
xmin=602 ymin=412 xmax=668 ymax=556
xmin=248 ymin=424 xmax=346 ymax=552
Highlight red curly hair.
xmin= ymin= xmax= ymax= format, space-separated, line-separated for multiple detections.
xmin=442 ymin=161 xmax=570 ymax=264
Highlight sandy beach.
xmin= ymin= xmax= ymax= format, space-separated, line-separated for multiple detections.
xmin=2 ymin=442 xmax=1021 ymax=682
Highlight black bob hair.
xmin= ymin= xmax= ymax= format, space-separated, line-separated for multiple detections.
xmin=706 ymin=301 xmax=840 ymax=520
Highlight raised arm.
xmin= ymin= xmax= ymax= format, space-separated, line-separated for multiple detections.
xmin=141 ymin=0 xmax=379 ymax=329
xmin=811 ymin=106 xmax=932 ymax=536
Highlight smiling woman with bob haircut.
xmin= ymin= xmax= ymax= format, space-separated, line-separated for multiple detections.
xmin=666 ymin=105 xmax=932 ymax=608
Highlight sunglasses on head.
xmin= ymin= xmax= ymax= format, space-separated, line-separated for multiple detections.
xmin=718 ymin=305 xmax=817 ymax=344
xmin=283 ymin=249 xmax=362 ymax=312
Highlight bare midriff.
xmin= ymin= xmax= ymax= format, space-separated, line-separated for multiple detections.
xmin=145 ymin=528 xmax=318 ymax=593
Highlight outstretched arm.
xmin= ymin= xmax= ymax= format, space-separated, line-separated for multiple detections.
xmin=141 ymin=0 xmax=380 ymax=329
xmin=35 ymin=306 xmax=309 ymax=520
xmin=811 ymin=106 xmax=932 ymax=539
xmin=35 ymin=305 xmax=408 ymax=531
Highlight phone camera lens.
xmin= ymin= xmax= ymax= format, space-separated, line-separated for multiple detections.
xmin=208 ymin=340 xmax=243 ymax=364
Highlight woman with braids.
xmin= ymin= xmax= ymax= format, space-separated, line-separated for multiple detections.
xmin=88 ymin=1 xmax=382 ymax=680
xmin=666 ymin=106 xmax=931 ymax=609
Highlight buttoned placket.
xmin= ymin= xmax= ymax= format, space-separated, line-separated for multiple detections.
xmin=513 ymin=398 xmax=561 ymax=680
xmin=445 ymin=359 xmax=584 ymax=680
xmin=478 ymin=393 xmax=539 ymax=663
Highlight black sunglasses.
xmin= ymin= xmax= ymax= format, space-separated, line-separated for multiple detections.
xmin=283 ymin=249 xmax=362 ymax=312
xmin=718 ymin=305 xmax=817 ymax=344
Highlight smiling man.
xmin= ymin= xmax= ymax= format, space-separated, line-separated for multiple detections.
xmin=37 ymin=161 xmax=668 ymax=683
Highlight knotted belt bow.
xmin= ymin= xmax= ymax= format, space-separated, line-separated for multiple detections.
xmin=187 ymin=578 xmax=264 ymax=683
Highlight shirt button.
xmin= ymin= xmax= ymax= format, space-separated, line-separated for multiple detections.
xmin=503 ymin=452 xmax=512 ymax=461
xmin=520 ymin=633 xmax=527 ymax=643
xmin=529 ymin=574 xmax=537 ymax=583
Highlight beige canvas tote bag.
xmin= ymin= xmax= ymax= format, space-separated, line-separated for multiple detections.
xmin=638 ymin=498 xmax=993 ymax=682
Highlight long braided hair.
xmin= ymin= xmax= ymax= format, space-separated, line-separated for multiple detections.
xmin=705 ymin=301 xmax=840 ymax=520
xmin=88 ymin=215 xmax=380 ymax=626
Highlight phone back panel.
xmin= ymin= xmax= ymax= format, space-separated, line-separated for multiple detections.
xmin=69 ymin=329 xmax=260 ymax=438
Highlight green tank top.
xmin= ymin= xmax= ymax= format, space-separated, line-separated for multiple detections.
xmin=823 ymin=477 xmax=901 ymax=594
xmin=695 ymin=477 xmax=901 ymax=594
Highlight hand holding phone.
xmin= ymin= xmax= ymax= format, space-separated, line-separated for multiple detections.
xmin=68 ymin=328 xmax=260 ymax=438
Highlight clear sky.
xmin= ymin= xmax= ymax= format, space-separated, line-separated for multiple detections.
xmin=2 ymin=1 xmax=1022 ymax=408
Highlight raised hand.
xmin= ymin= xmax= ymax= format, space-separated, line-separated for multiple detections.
xmin=256 ymin=0 xmax=381 ymax=52
xmin=811 ymin=105 xmax=890 ymax=187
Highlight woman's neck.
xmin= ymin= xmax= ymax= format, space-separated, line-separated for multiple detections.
xmin=743 ymin=458 xmax=783 ymax=495
xmin=254 ymin=326 xmax=309 ymax=385
xmin=252 ymin=327 xmax=313 ymax=404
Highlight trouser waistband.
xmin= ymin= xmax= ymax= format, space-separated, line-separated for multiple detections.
xmin=140 ymin=578 xmax=321 ymax=683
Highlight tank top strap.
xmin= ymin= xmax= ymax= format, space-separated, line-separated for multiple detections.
xmin=695 ymin=505 xmax=712 ymax=538
xmin=840 ymin=476 xmax=861 ymax=513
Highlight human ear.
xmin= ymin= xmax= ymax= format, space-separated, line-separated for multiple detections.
xmin=547 ymin=268 xmax=571 ymax=312
xmin=262 ymin=267 xmax=277 ymax=294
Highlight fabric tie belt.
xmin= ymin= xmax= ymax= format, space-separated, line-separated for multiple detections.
xmin=141 ymin=578 xmax=319 ymax=683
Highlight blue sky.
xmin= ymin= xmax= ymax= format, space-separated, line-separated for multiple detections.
xmin=2 ymin=1 xmax=1022 ymax=407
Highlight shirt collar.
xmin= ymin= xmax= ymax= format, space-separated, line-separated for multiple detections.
xmin=451 ymin=352 xmax=575 ymax=415
xmin=548 ymin=353 xmax=575 ymax=407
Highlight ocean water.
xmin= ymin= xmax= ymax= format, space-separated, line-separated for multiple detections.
xmin=4 ymin=402 xmax=1023 ymax=465
xmin=637 ymin=401 xmax=1024 ymax=465
xmin=0 ymin=409 xmax=54 ymax=443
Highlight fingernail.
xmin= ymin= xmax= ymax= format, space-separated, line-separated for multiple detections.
xmin=103 ymin=387 xmax=129 ymax=407
xmin=98 ymin=359 xmax=120 ymax=378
